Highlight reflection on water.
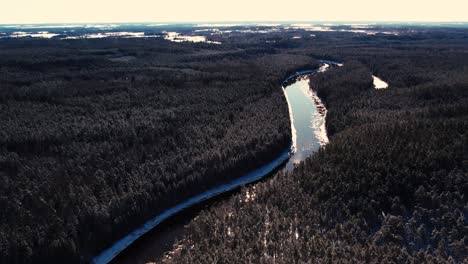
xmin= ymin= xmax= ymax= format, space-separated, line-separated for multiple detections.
xmin=99 ymin=64 xmax=333 ymax=264
xmin=282 ymin=75 xmax=327 ymax=171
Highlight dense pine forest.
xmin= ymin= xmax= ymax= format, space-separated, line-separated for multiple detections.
xmin=1 ymin=25 xmax=467 ymax=263
xmin=162 ymin=29 xmax=468 ymax=263
xmin=0 ymin=36 xmax=318 ymax=262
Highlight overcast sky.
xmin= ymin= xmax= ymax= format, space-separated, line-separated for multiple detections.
xmin=2 ymin=0 xmax=467 ymax=24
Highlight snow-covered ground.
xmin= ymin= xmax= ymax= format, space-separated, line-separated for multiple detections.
xmin=163 ymin=32 xmax=221 ymax=44
xmin=62 ymin=32 xmax=152 ymax=39
xmin=296 ymin=78 xmax=329 ymax=146
xmin=0 ymin=23 xmax=400 ymax=41
xmin=373 ymin=75 xmax=389 ymax=89
xmin=282 ymin=87 xmax=298 ymax=154
xmin=284 ymin=24 xmax=398 ymax=35
xmin=3 ymin=31 xmax=59 ymax=38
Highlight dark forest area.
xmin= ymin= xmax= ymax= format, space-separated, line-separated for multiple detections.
xmin=163 ymin=29 xmax=468 ymax=263
xmin=0 ymin=36 xmax=318 ymax=262
xmin=1 ymin=26 xmax=467 ymax=263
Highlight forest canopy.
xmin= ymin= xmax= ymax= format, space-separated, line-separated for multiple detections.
xmin=0 ymin=36 xmax=317 ymax=263
xmin=162 ymin=28 xmax=468 ymax=264
xmin=1 ymin=26 xmax=467 ymax=263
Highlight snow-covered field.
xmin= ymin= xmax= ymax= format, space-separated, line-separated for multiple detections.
xmin=163 ymin=31 xmax=221 ymax=44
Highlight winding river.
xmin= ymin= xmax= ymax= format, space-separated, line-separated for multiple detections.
xmin=93 ymin=61 xmax=339 ymax=264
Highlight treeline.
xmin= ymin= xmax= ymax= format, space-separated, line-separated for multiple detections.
xmin=164 ymin=29 xmax=468 ymax=263
xmin=0 ymin=38 xmax=318 ymax=263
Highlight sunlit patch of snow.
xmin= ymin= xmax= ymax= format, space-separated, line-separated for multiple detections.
xmin=320 ymin=60 xmax=343 ymax=67
xmin=195 ymin=27 xmax=280 ymax=35
xmin=310 ymin=92 xmax=329 ymax=146
xmin=339 ymin=29 xmax=396 ymax=35
xmin=338 ymin=29 xmax=399 ymax=35
xmin=288 ymin=224 xmax=300 ymax=240
xmin=86 ymin=24 xmax=118 ymax=29
xmin=289 ymin=23 xmax=313 ymax=28
xmin=161 ymin=243 xmax=186 ymax=262
xmin=288 ymin=24 xmax=334 ymax=31
xmin=194 ymin=29 xmax=231 ymax=35
xmin=227 ymin=227 xmax=233 ymax=237
xmin=308 ymin=26 xmax=334 ymax=31
xmin=346 ymin=24 xmax=372 ymax=28
xmin=243 ymin=187 xmax=257 ymax=203
xmin=163 ymin=31 xmax=221 ymax=44
xmin=62 ymin=32 xmax=156 ymax=39
xmin=285 ymin=24 xmax=398 ymax=35
xmin=346 ymin=29 xmax=376 ymax=34
xmin=85 ymin=24 xmax=119 ymax=30
xmin=146 ymin=23 xmax=169 ymax=27
xmin=4 ymin=31 xmax=59 ymax=38
xmin=379 ymin=31 xmax=399 ymax=36
xmin=292 ymin=36 xmax=302 ymax=39
xmin=297 ymin=77 xmax=329 ymax=146
xmin=239 ymin=186 xmax=257 ymax=203
xmin=256 ymin=23 xmax=281 ymax=27
xmin=373 ymin=75 xmax=389 ymax=89
xmin=237 ymin=28 xmax=280 ymax=34
xmin=318 ymin=63 xmax=330 ymax=72
xmin=195 ymin=23 xmax=242 ymax=27
xmin=263 ymin=212 xmax=271 ymax=249
xmin=194 ymin=28 xmax=220 ymax=33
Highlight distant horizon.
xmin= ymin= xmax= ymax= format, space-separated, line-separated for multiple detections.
xmin=1 ymin=20 xmax=468 ymax=26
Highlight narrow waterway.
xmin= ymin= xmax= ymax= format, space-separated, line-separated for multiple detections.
xmin=94 ymin=62 xmax=336 ymax=264
xmin=282 ymin=65 xmax=330 ymax=171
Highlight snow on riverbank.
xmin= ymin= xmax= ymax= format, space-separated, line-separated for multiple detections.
xmin=92 ymin=149 xmax=290 ymax=264
xmin=282 ymin=87 xmax=298 ymax=154
xmin=308 ymin=86 xmax=329 ymax=146
xmin=296 ymin=75 xmax=329 ymax=146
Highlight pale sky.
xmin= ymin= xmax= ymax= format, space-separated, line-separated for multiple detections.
xmin=2 ymin=0 xmax=467 ymax=24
